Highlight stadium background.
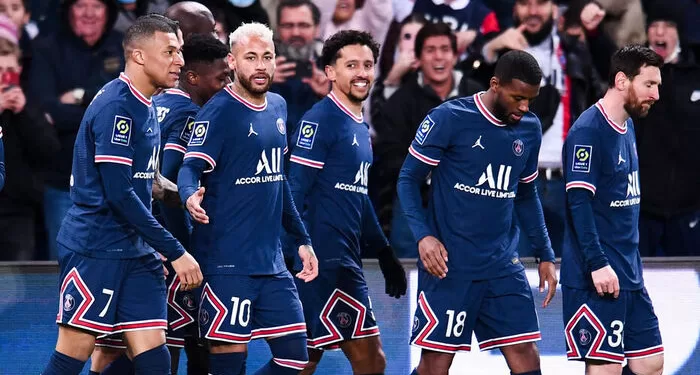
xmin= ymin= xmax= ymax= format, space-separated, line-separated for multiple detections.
xmin=0 ymin=259 xmax=697 ymax=374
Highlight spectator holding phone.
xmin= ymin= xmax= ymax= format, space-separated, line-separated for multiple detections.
xmin=0 ymin=25 xmax=59 ymax=260
xmin=270 ymin=0 xmax=329 ymax=138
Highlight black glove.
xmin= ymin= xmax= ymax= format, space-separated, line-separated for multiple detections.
xmin=377 ymin=245 xmax=407 ymax=298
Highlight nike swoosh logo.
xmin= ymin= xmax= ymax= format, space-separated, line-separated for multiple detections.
xmin=691 ymin=90 xmax=700 ymax=102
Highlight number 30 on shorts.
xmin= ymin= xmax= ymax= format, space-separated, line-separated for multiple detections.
xmin=229 ymin=297 xmax=251 ymax=327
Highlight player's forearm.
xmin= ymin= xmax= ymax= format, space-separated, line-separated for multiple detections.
xmin=161 ymin=150 xmax=185 ymax=182
xmin=160 ymin=204 xmax=191 ymax=249
xmin=98 ymin=163 xmax=186 ymax=260
xmin=567 ymin=188 xmax=609 ymax=271
xmin=515 ymin=182 xmax=555 ymax=262
xmin=282 ymin=179 xmax=311 ymax=247
xmin=397 ymin=156 xmax=434 ymax=243
xmin=362 ymin=195 xmax=390 ymax=251
xmin=177 ymin=159 xmax=206 ymax=205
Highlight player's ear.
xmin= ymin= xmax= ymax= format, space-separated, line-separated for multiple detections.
xmin=132 ymin=48 xmax=146 ymax=65
xmin=227 ymin=52 xmax=236 ymax=71
xmin=489 ymin=76 xmax=499 ymax=91
xmin=186 ymin=70 xmax=198 ymax=86
xmin=614 ymin=71 xmax=628 ymax=91
xmin=325 ymin=64 xmax=336 ymax=82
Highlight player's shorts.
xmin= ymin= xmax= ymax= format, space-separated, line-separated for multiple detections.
xmin=295 ymin=266 xmax=379 ymax=350
xmin=198 ymin=271 xmax=307 ymax=344
xmin=56 ymin=247 xmax=167 ymax=336
xmin=563 ymin=286 xmax=664 ymax=363
xmin=410 ymin=268 xmax=541 ymax=353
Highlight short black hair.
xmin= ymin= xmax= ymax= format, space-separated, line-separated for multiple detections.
xmin=123 ymin=15 xmax=180 ymax=56
xmin=182 ymin=33 xmax=229 ymax=69
xmin=607 ymin=44 xmax=663 ymax=87
xmin=494 ymin=50 xmax=543 ymax=86
xmin=414 ymin=22 xmax=456 ymax=59
xmin=276 ymin=0 xmax=321 ymax=26
xmin=320 ymin=30 xmax=380 ymax=68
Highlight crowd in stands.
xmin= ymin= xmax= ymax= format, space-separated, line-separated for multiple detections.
xmin=0 ymin=0 xmax=698 ymax=261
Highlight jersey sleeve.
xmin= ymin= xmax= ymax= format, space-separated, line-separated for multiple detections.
xmin=563 ymin=127 xmax=601 ymax=195
xmin=407 ymin=108 xmax=453 ymax=166
xmin=288 ymin=116 xmax=333 ymax=170
xmin=183 ymin=104 xmax=226 ymax=172
xmin=93 ymin=103 xmax=137 ymax=168
xmin=519 ymin=128 xmax=541 ymax=183
xmin=164 ymin=111 xmax=197 ymax=155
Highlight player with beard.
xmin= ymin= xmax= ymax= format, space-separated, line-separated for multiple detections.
xmin=398 ymin=50 xmax=557 ymax=375
xmin=284 ymin=30 xmax=407 ymax=374
xmin=177 ymin=22 xmax=319 ymax=375
xmin=561 ymin=45 xmax=664 ymax=375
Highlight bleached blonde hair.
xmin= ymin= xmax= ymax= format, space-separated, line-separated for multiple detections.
xmin=229 ymin=22 xmax=275 ymax=53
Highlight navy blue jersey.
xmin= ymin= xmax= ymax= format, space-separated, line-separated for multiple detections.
xmin=182 ymin=86 xmax=289 ymax=275
xmin=155 ymin=88 xmax=199 ymax=158
xmin=562 ymin=101 xmax=643 ymax=290
xmin=406 ymin=93 xmax=542 ymax=280
xmin=59 ymin=73 xmax=163 ymax=258
xmin=413 ymin=0 xmax=499 ymax=34
xmin=287 ymin=93 xmax=374 ymax=269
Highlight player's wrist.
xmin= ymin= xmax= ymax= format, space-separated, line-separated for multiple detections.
xmin=587 ymin=255 xmax=609 ymax=273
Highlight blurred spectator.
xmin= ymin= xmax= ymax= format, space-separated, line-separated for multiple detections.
xmin=270 ymin=0 xmax=327 ymax=134
xmin=112 ymin=0 xmax=170 ymax=34
xmin=0 ymin=0 xmax=35 ymax=86
xmin=377 ymin=13 xmax=427 ymax=95
xmin=30 ymin=0 xmax=123 ymax=260
xmin=314 ymin=0 xmax=392 ymax=45
xmin=635 ymin=8 xmax=700 ymax=256
xmin=195 ymin=0 xmax=269 ymax=34
xmin=164 ymin=1 xmax=216 ymax=38
xmin=412 ymin=0 xmax=500 ymax=55
xmin=370 ymin=23 xmax=484 ymax=257
xmin=643 ymin=0 xmax=700 ymax=59
xmin=0 ymin=29 xmax=60 ymax=260
xmin=479 ymin=0 xmax=605 ymax=256
xmin=596 ymin=0 xmax=646 ymax=46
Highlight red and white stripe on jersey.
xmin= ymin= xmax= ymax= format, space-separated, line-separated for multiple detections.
xmin=167 ymin=276 xmax=195 ymax=331
xmin=113 ymin=319 xmax=168 ymax=333
xmin=565 ymin=304 xmax=625 ymax=363
xmin=290 ymin=154 xmax=324 ymax=169
xmin=408 ymin=145 xmax=439 ymax=166
xmin=566 ymin=181 xmax=596 ymax=195
xmin=625 ymin=345 xmax=664 ymax=359
xmin=163 ymin=88 xmax=191 ymax=99
xmin=95 ymin=155 xmax=133 ymax=167
xmin=225 ymin=85 xmax=267 ymax=111
xmin=411 ymin=292 xmax=471 ymax=353
xmin=200 ymin=283 xmax=253 ymax=343
xmin=595 ymin=101 xmax=627 ymax=134
xmin=273 ymin=358 xmax=308 ymax=371
xmin=284 ymin=146 xmax=288 ymax=155
xmin=474 ymin=92 xmax=505 ymax=127
xmin=56 ymin=267 xmax=114 ymax=334
xmin=478 ymin=331 xmax=542 ymax=351
xmin=164 ymin=143 xmax=186 ymax=154
xmin=328 ymin=92 xmax=363 ymax=123
xmin=184 ymin=151 xmax=216 ymax=171
xmin=252 ymin=323 xmax=307 ymax=339
xmin=119 ymin=73 xmax=151 ymax=106
xmin=306 ymin=289 xmax=380 ymax=349
xmin=94 ymin=336 xmax=126 ymax=349
xmin=520 ymin=170 xmax=539 ymax=184
xmin=166 ymin=337 xmax=186 ymax=348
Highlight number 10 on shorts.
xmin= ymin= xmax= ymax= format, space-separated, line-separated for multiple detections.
xmin=230 ymin=297 xmax=251 ymax=327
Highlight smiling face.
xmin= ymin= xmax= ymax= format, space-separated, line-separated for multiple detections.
xmin=332 ymin=0 xmax=355 ymax=24
xmin=325 ymin=43 xmax=375 ymax=104
xmin=69 ymin=0 xmax=108 ymax=45
xmin=418 ymin=35 xmax=456 ymax=86
xmin=647 ymin=20 xmax=679 ymax=62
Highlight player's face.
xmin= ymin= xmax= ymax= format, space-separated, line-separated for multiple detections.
xmin=625 ymin=65 xmax=661 ymax=118
xmin=326 ymin=44 xmax=375 ymax=104
xmin=514 ymin=0 xmax=554 ymax=35
xmin=143 ymin=31 xmax=184 ymax=89
xmin=419 ymin=35 xmax=456 ymax=86
xmin=492 ymin=78 xmax=540 ymax=124
xmin=196 ymin=59 xmax=231 ymax=103
xmin=229 ymin=36 xmax=275 ymax=96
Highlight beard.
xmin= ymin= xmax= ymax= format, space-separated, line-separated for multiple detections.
xmin=515 ymin=15 xmax=554 ymax=46
xmin=624 ymin=85 xmax=655 ymax=118
xmin=237 ymin=70 xmax=272 ymax=97
xmin=345 ymin=78 xmax=371 ymax=104
xmin=492 ymin=94 xmax=518 ymax=124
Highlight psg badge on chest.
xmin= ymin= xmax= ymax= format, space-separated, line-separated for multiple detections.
xmin=276 ymin=118 xmax=286 ymax=135
xmin=513 ymin=139 xmax=524 ymax=156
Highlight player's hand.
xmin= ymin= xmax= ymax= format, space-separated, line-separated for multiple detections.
xmin=377 ymin=245 xmax=407 ymax=298
xmin=170 ymin=252 xmax=203 ymax=291
xmin=273 ymin=56 xmax=296 ymax=84
xmin=538 ymin=261 xmax=558 ymax=308
xmin=158 ymin=252 xmax=168 ymax=279
xmin=152 ymin=172 xmax=181 ymax=207
xmin=591 ymin=265 xmax=619 ymax=298
xmin=186 ymin=187 xmax=209 ymax=224
xmin=418 ymin=236 xmax=448 ymax=279
xmin=296 ymin=245 xmax=318 ymax=282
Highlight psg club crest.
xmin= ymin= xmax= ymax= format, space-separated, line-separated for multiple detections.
xmin=276 ymin=118 xmax=286 ymax=135
xmin=199 ymin=309 xmax=210 ymax=326
xmin=182 ymin=294 xmax=197 ymax=311
xmin=63 ymin=294 xmax=75 ymax=312
xmin=412 ymin=316 xmax=420 ymax=333
xmin=578 ymin=328 xmax=592 ymax=346
xmin=336 ymin=312 xmax=352 ymax=328
xmin=512 ymin=139 xmax=524 ymax=156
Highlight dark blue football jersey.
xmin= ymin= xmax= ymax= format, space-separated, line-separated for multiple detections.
xmin=154 ymin=88 xmax=199 ymax=157
xmin=406 ymin=93 xmax=542 ymax=280
xmin=413 ymin=0 xmax=499 ymax=34
xmin=59 ymin=73 xmax=162 ymax=258
xmin=182 ymin=86 xmax=289 ymax=275
xmin=562 ymin=101 xmax=644 ymax=290
xmin=287 ymin=93 xmax=373 ymax=269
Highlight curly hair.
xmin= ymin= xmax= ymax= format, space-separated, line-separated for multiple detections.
xmin=320 ymin=30 xmax=380 ymax=68
xmin=182 ymin=33 xmax=229 ymax=68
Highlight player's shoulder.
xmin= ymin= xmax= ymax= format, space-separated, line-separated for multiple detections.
xmin=299 ymin=96 xmax=345 ymax=132
xmin=429 ymin=95 xmax=480 ymax=125
xmin=570 ymin=104 xmax=606 ymax=133
xmin=266 ymin=91 xmax=286 ymax=108
xmin=198 ymin=89 xmax=232 ymax=117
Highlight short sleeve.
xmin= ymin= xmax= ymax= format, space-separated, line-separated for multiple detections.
xmin=164 ymin=111 xmax=197 ymax=155
xmin=407 ymin=107 xmax=453 ymax=167
xmin=563 ymin=128 xmax=601 ymax=195
xmin=289 ymin=118 xmax=333 ymax=169
xmin=93 ymin=103 xmax=136 ymax=167
xmin=183 ymin=104 xmax=226 ymax=172
xmin=519 ymin=131 xmax=541 ymax=184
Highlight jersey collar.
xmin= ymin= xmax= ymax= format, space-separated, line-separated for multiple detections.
xmin=224 ymin=84 xmax=267 ymax=111
xmin=328 ymin=91 xmax=363 ymax=123
xmin=118 ymin=73 xmax=152 ymax=106
xmin=595 ymin=100 xmax=627 ymax=134
xmin=163 ymin=88 xmax=191 ymax=99
xmin=474 ymin=92 xmax=505 ymax=127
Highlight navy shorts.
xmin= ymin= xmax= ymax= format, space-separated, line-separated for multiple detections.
xmin=563 ymin=286 xmax=664 ymax=363
xmin=198 ymin=271 xmax=306 ymax=344
xmin=411 ymin=268 xmax=541 ymax=353
xmin=56 ymin=248 xmax=167 ymax=336
xmin=296 ymin=267 xmax=379 ymax=350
